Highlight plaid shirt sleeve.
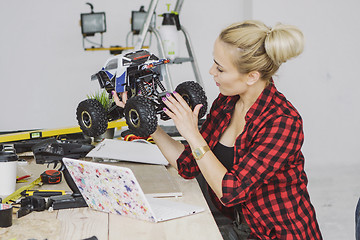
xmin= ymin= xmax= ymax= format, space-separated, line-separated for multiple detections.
xmin=176 ymin=115 xmax=213 ymax=179
xmin=176 ymin=94 xmax=227 ymax=179
xmin=176 ymin=144 xmax=198 ymax=179
xmin=220 ymin=115 xmax=303 ymax=206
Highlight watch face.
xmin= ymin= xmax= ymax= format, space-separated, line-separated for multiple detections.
xmin=192 ymin=146 xmax=209 ymax=160
xmin=194 ymin=149 xmax=201 ymax=157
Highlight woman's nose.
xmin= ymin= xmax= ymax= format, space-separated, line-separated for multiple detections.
xmin=209 ymin=63 xmax=216 ymax=76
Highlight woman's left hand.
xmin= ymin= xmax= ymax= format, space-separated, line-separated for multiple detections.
xmin=162 ymin=91 xmax=203 ymax=141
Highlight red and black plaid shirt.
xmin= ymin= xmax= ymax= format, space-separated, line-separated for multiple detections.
xmin=176 ymin=82 xmax=322 ymax=239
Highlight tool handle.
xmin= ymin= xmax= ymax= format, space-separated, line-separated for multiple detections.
xmin=22 ymin=190 xmax=65 ymax=197
xmin=33 ymin=190 xmax=65 ymax=197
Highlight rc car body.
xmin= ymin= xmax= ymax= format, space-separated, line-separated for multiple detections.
xmin=77 ymin=49 xmax=207 ymax=137
xmin=92 ymin=50 xmax=169 ymax=96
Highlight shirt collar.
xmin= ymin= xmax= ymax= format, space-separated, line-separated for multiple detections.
xmin=222 ymin=95 xmax=239 ymax=113
xmin=245 ymin=79 xmax=276 ymax=121
xmin=219 ymin=79 xmax=277 ymax=118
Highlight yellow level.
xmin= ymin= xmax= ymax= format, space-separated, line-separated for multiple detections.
xmin=0 ymin=119 xmax=127 ymax=143
xmin=2 ymin=177 xmax=42 ymax=204
xmin=85 ymin=46 xmax=149 ymax=52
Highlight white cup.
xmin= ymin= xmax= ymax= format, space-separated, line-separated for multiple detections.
xmin=0 ymin=151 xmax=18 ymax=197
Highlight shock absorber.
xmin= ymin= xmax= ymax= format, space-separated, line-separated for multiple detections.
xmin=154 ymin=76 xmax=166 ymax=92
xmin=137 ymin=81 xmax=148 ymax=96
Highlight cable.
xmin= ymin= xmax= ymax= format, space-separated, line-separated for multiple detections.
xmin=84 ymin=37 xmax=102 ymax=47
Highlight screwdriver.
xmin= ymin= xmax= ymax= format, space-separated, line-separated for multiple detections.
xmin=21 ymin=190 xmax=66 ymax=197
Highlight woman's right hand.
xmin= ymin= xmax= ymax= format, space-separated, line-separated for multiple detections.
xmin=112 ymin=91 xmax=128 ymax=108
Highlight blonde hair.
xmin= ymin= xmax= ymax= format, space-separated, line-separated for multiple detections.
xmin=219 ymin=20 xmax=304 ymax=81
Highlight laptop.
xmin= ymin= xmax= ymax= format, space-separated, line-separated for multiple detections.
xmin=85 ymin=139 xmax=183 ymax=197
xmin=62 ymin=158 xmax=204 ymax=223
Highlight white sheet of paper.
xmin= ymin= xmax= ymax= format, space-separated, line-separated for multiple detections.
xmin=86 ymin=139 xmax=169 ymax=165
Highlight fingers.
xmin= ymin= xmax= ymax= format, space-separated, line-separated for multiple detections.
xmin=112 ymin=91 xmax=127 ymax=108
xmin=162 ymin=93 xmax=182 ymax=117
xmin=193 ymin=104 xmax=203 ymax=117
xmin=172 ymin=91 xmax=192 ymax=110
xmin=162 ymin=106 xmax=175 ymax=119
xmin=162 ymin=91 xmax=203 ymax=119
xmin=122 ymin=91 xmax=128 ymax=103
xmin=163 ymin=92 xmax=189 ymax=113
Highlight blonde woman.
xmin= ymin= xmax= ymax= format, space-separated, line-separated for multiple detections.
xmin=114 ymin=20 xmax=322 ymax=239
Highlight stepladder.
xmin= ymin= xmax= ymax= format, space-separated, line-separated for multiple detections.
xmin=134 ymin=0 xmax=203 ymax=92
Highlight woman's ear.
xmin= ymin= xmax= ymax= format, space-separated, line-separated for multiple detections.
xmin=246 ymin=71 xmax=261 ymax=86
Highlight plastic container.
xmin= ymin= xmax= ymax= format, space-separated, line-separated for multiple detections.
xmin=159 ymin=13 xmax=180 ymax=60
xmin=0 ymin=151 xmax=18 ymax=197
xmin=0 ymin=204 xmax=13 ymax=227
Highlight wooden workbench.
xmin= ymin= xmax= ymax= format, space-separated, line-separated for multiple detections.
xmin=0 ymin=158 xmax=223 ymax=240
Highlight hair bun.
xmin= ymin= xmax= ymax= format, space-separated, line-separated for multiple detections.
xmin=265 ymin=23 xmax=304 ymax=65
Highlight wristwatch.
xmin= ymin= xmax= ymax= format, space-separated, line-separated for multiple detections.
xmin=192 ymin=145 xmax=210 ymax=160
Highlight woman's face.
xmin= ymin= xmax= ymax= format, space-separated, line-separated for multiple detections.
xmin=209 ymin=38 xmax=248 ymax=96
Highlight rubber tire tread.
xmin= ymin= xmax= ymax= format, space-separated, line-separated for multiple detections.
xmin=76 ymin=99 xmax=108 ymax=137
xmin=124 ymin=96 xmax=158 ymax=137
xmin=175 ymin=81 xmax=208 ymax=119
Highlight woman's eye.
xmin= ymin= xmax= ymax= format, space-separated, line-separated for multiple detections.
xmin=217 ymin=67 xmax=223 ymax=73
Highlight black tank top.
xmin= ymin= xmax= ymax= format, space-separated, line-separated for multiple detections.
xmin=213 ymin=142 xmax=248 ymax=227
xmin=213 ymin=142 xmax=248 ymax=226
xmin=212 ymin=142 xmax=234 ymax=171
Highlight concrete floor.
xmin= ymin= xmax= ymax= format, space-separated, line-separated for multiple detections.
xmin=306 ymin=160 xmax=360 ymax=240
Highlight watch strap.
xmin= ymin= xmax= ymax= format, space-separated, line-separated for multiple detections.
xmin=192 ymin=145 xmax=210 ymax=160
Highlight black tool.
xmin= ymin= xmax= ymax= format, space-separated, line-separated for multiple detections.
xmin=17 ymin=195 xmax=48 ymax=218
xmin=48 ymin=194 xmax=87 ymax=210
xmin=31 ymin=138 xmax=91 ymax=210
xmin=32 ymin=138 xmax=95 ymax=167
xmin=1 ymin=133 xmax=92 ymax=154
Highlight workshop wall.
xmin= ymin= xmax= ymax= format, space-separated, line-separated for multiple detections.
xmin=1 ymin=0 xmax=358 ymax=170
xmin=250 ymin=0 xmax=360 ymax=166
xmin=0 ymin=0 xmax=246 ymax=132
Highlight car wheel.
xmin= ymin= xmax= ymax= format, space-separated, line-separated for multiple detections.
xmin=175 ymin=81 xmax=208 ymax=119
xmin=76 ymin=99 xmax=108 ymax=137
xmin=124 ymin=96 xmax=157 ymax=137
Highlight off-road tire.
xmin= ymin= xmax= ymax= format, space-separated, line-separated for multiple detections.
xmin=124 ymin=96 xmax=157 ymax=137
xmin=76 ymin=99 xmax=108 ymax=137
xmin=175 ymin=81 xmax=208 ymax=119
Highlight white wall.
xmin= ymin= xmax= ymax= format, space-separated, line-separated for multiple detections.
xmin=251 ymin=0 xmax=360 ymax=166
xmin=1 ymin=0 xmax=359 ymax=167
xmin=0 ymin=0 xmax=245 ymax=132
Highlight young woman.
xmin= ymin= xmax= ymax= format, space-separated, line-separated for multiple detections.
xmin=114 ymin=20 xmax=322 ymax=239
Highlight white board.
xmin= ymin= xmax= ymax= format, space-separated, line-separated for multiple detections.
xmin=86 ymin=139 xmax=169 ymax=165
